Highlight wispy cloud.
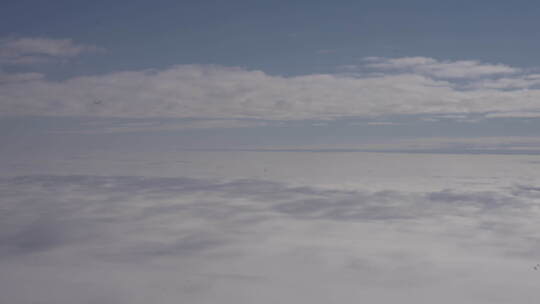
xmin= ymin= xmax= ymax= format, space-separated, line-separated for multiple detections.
xmin=0 ymin=37 xmax=103 ymax=65
xmin=364 ymin=56 xmax=520 ymax=78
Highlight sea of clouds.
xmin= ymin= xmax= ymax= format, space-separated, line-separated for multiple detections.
xmin=2 ymin=152 xmax=540 ymax=304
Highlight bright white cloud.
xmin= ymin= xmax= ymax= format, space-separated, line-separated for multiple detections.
xmin=0 ymin=37 xmax=102 ymax=65
xmin=365 ymin=56 xmax=520 ymax=78
xmin=1 ymin=51 xmax=540 ymax=121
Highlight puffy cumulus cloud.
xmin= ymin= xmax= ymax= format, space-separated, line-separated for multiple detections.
xmin=1 ymin=174 xmax=540 ymax=303
xmin=0 ymin=37 xmax=103 ymax=65
xmin=365 ymin=56 xmax=520 ymax=78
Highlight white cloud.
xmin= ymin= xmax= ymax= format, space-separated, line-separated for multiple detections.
xmin=2 ymin=53 xmax=540 ymax=122
xmin=365 ymin=56 xmax=520 ymax=78
xmin=1 ymin=174 xmax=539 ymax=304
xmin=0 ymin=37 xmax=102 ymax=65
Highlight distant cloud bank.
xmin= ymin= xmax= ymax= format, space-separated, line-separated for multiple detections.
xmin=1 ymin=37 xmax=540 ymax=122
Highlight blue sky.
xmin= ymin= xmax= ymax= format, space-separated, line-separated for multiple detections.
xmin=2 ymin=0 xmax=540 ymax=151
xmin=4 ymin=0 xmax=540 ymax=76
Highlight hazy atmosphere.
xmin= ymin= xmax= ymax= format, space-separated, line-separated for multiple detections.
xmin=2 ymin=1 xmax=540 ymax=303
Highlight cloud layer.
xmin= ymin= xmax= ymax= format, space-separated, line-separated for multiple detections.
xmin=1 ymin=174 xmax=540 ymax=303
xmin=1 ymin=40 xmax=540 ymax=122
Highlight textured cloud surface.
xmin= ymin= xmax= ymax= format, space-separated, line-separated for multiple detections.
xmin=364 ymin=57 xmax=520 ymax=78
xmin=2 ymin=50 xmax=540 ymax=120
xmin=2 ymin=170 xmax=540 ymax=304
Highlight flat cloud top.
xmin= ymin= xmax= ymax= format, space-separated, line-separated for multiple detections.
xmin=1 ymin=174 xmax=540 ymax=304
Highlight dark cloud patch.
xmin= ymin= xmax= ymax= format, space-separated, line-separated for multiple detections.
xmin=0 ymin=217 xmax=102 ymax=257
xmin=511 ymin=184 xmax=540 ymax=199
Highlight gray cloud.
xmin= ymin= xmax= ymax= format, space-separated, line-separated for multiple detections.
xmin=1 ymin=175 xmax=537 ymax=257
xmin=2 ymin=174 xmax=540 ymax=304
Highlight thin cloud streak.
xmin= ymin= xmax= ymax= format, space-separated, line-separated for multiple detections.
xmin=0 ymin=37 xmax=103 ymax=65
xmin=364 ymin=56 xmax=520 ymax=78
